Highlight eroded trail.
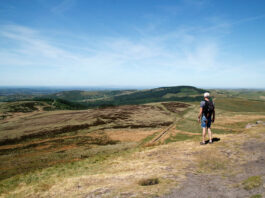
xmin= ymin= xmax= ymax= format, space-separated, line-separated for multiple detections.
xmin=149 ymin=103 xmax=196 ymax=144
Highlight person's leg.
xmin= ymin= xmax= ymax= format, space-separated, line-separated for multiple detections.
xmin=208 ymin=128 xmax=212 ymax=143
xmin=206 ymin=117 xmax=212 ymax=143
xmin=200 ymin=116 xmax=207 ymax=144
xmin=202 ymin=127 xmax=206 ymax=143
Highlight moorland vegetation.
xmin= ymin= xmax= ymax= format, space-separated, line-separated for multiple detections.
xmin=0 ymin=86 xmax=264 ymax=197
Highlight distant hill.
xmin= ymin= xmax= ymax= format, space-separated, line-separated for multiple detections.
xmin=40 ymin=89 xmax=137 ymax=102
xmin=0 ymin=99 xmax=86 ymax=115
xmin=35 ymin=86 xmax=205 ymax=108
xmin=210 ymin=89 xmax=265 ymax=101
xmin=100 ymin=86 xmax=205 ymax=106
xmin=0 ymin=86 xmax=206 ymax=111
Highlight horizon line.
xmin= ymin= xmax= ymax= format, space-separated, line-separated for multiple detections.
xmin=0 ymin=85 xmax=264 ymax=90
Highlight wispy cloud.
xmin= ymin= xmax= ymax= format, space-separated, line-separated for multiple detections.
xmin=0 ymin=25 xmax=78 ymax=67
xmin=231 ymin=14 xmax=265 ymax=25
xmin=0 ymin=23 xmax=223 ymax=86
xmin=0 ymin=23 xmax=220 ymax=71
xmin=51 ymin=0 xmax=76 ymax=15
xmin=0 ymin=16 xmax=263 ymax=87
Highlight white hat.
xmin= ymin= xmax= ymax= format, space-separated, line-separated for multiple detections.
xmin=204 ymin=92 xmax=210 ymax=98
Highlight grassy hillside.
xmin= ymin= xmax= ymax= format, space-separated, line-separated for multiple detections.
xmin=40 ymin=89 xmax=137 ymax=102
xmin=108 ymin=86 xmax=205 ymax=105
xmin=0 ymin=103 xmax=178 ymax=181
xmin=0 ymin=88 xmax=265 ymax=197
xmin=34 ymin=86 xmax=205 ymax=108
xmin=210 ymin=89 xmax=265 ymax=101
xmin=0 ymin=86 xmax=206 ymax=110
xmin=0 ymin=99 xmax=86 ymax=114
xmin=214 ymin=97 xmax=265 ymax=112
xmin=0 ymin=86 xmax=206 ymax=121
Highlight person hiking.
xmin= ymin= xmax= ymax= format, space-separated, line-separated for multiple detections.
xmin=198 ymin=92 xmax=215 ymax=145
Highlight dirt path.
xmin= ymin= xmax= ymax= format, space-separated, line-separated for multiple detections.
xmin=162 ymin=127 xmax=265 ymax=198
xmin=152 ymin=124 xmax=176 ymax=142
xmin=150 ymin=104 xmax=192 ymax=144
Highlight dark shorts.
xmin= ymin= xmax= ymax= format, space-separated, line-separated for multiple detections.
xmin=201 ymin=115 xmax=212 ymax=128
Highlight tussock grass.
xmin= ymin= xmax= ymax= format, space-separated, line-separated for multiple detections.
xmin=138 ymin=178 xmax=159 ymax=186
xmin=197 ymin=150 xmax=229 ymax=173
xmin=0 ymin=138 xmax=193 ymax=197
xmin=0 ymin=144 xmax=139 ymax=195
xmin=250 ymin=194 xmax=262 ymax=198
xmin=242 ymin=176 xmax=262 ymax=190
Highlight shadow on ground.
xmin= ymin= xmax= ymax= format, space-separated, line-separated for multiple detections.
xmin=205 ymin=137 xmax=221 ymax=144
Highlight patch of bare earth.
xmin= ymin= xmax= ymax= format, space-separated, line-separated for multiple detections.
xmin=105 ymin=128 xmax=161 ymax=142
xmin=162 ymin=125 xmax=265 ymax=198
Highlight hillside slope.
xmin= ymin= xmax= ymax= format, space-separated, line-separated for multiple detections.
xmin=0 ymin=99 xmax=264 ymax=197
xmin=1 ymin=88 xmax=264 ymax=197
xmin=36 ymin=86 xmax=205 ymax=108
xmin=41 ymin=89 xmax=137 ymax=102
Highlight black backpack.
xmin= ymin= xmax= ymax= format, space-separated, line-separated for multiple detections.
xmin=203 ymin=100 xmax=214 ymax=118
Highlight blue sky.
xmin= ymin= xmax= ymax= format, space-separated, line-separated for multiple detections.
xmin=0 ymin=0 xmax=265 ymax=88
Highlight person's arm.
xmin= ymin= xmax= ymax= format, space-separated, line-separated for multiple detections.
xmin=198 ymin=107 xmax=203 ymax=123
